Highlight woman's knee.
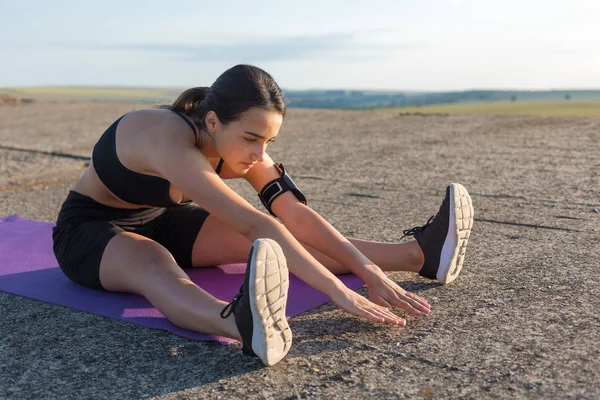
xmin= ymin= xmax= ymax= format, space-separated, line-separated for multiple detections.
xmin=99 ymin=233 xmax=187 ymax=293
xmin=191 ymin=215 xmax=251 ymax=266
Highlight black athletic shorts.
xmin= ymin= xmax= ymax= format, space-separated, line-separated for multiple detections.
xmin=52 ymin=191 xmax=210 ymax=290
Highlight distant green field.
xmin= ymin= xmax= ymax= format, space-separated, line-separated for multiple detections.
xmin=394 ymin=100 xmax=600 ymax=117
xmin=3 ymin=87 xmax=600 ymax=116
xmin=0 ymin=86 xmax=182 ymax=103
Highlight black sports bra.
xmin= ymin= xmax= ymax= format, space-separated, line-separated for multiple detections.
xmin=91 ymin=108 xmax=223 ymax=207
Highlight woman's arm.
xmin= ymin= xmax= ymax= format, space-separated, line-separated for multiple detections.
xmin=276 ymin=198 xmax=430 ymax=315
xmin=280 ymin=204 xmax=377 ymax=278
xmin=150 ymin=133 xmax=404 ymax=325
xmin=244 ymin=155 xmax=430 ymax=315
xmin=242 ymin=153 xmax=378 ymax=279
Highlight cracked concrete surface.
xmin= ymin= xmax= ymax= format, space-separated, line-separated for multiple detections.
xmin=1 ymin=101 xmax=599 ymax=399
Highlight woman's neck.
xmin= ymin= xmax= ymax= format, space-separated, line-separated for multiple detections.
xmin=196 ymin=129 xmax=221 ymax=159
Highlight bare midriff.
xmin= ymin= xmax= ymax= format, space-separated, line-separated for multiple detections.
xmin=71 ymin=158 xmax=186 ymax=209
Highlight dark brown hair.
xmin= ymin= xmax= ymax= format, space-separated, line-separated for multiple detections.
xmin=166 ymin=64 xmax=286 ymax=132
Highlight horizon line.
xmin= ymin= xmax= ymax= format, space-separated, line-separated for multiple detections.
xmin=3 ymin=85 xmax=600 ymax=94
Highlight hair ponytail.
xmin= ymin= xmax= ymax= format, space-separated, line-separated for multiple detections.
xmin=169 ymin=87 xmax=210 ymax=115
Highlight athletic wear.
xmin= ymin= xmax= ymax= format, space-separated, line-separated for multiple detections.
xmin=402 ymin=183 xmax=474 ymax=284
xmin=54 ymin=108 xmax=229 ymax=289
xmin=52 ymin=191 xmax=209 ymax=289
xmin=91 ymin=108 xmax=224 ymax=207
xmin=92 ymin=108 xmax=198 ymax=207
xmin=258 ymin=163 xmax=307 ymax=217
xmin=220 ymin=239 xmax=292 ymax=366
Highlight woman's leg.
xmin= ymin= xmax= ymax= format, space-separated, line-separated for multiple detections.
xmin=304 ymin=239 xmax=424 ymax=275
xmin=191 ymin=183 xmax=471 ymax=282
xmin=349 ymin=238 xmax=424 ymax=272
xmin=190 ymin=215 xmax=423 ymax=275
xmin=99 ymin=232 xmax=241 ymax=340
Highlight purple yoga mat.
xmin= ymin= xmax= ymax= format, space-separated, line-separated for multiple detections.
xmin=0 ymin=215 xmax=365 ymax=343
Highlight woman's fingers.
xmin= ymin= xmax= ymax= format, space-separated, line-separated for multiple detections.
xmin=348 ymin=294 xmax=403 ymax=325
xmin=398 ymin=288 xmax=429 ymax=305
xmin=332 ymin=287 xmax=415 ymax=326
xmin=396 ymin=295 xmax=431 ymax=314
xmin=385 ymin=282 xmax=431 ymax=313
xmin=371 ymin=290 xmax=427 ymax=316
xmin=360 ymin=297 xmax=405 ymax=326
xmin=414 ymin=293 xmax=430 ymax=305
xmin=375 ymin=308 xmax=406 ymax=326
xmin=390 ymin=297 xmax=424 ymax=315
xmin=406 ymin=291 xmax=431 ymax=308
xmin=374 ymin=275 xmax=432 ymax=314
xmin=362 ymin=307 xmax=404 ymax=326
xmin=359 ymin=308 xmax=386 ymax=324
xmin=370 ymin=293 xmax=393 ymax=309
xmin=375 ymin=286 xmax=429 ymax=314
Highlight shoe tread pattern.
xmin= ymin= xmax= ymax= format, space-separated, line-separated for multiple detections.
xmin=446 ymin=183 xmax=474 ymax=282
xmin=251 ymin=239 xmax=292 ymax=366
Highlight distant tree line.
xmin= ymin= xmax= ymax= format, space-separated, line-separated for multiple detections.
xmin=282 ymin=90 xmax=599 ymax=109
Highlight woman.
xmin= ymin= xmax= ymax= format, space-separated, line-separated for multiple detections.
xmin=52 ymin=64 xmax=473 ymax=366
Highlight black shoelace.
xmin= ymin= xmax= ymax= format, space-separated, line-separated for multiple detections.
xmin=400 ymin=215 xmax=434 ymax=240
xmin=220 ymin=285 xmax=243 ymax=319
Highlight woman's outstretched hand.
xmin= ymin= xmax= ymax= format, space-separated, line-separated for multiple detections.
xmin=329 ymin=286 xmax=406 ymax=326
xmin=364 ymin=267 xmax=431 ymax=315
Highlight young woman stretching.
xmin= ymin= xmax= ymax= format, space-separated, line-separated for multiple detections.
xmin=52 ymin=65 xmax=474 ymax=366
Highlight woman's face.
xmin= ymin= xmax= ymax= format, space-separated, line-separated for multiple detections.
xmin=210 ymin=107 xmax=283 ymax=173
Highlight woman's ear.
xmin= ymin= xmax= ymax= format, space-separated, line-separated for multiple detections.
xmin=204 ymin=111 xmax=219 ymax=133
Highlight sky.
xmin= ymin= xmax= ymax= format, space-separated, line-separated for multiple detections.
xmin=1 ymin=0 xmax=599 ymax=91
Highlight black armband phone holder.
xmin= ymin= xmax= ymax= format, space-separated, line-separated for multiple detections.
xmin=258 ymin=163 xmax=307 ymax=216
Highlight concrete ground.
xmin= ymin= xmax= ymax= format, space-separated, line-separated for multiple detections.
xmin=1 ymin=101 xmax=599 ymax=399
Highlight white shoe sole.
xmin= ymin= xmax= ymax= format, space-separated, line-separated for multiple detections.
xmin=248 ymin=239 xmax=292 ymax=366
xmin=437 ymin=183 xmax=474 ymax=284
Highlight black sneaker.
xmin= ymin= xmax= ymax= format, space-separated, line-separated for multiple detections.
xmin=402 ymin=183 xmax=474 ymax=284
xmin=220 ymin=238 xmax=292 ymax=366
